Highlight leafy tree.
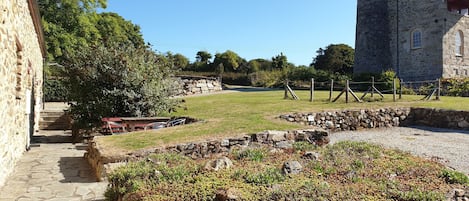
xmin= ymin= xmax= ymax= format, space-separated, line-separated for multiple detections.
xmin=213 ymin=50 xmax=244 ymax=72
xmin=271 ymin=53 xmax=290 ymax=70
xmin=95 ymin=12 xmax=145 ymax=48
xmin=312 ymin=44 xmax=354 ymax=75
xmin=249 ymin=58 xmax=273 ymax=71
xmin=39 ymin=0 xmax=145 ymax=63
xmin=64 ymin=43 xmax=179 ymax=129
xmin=195 ymin=51 xmax=212 ymax=64
xmin=165 ymin=52 xmax=189 ymax=70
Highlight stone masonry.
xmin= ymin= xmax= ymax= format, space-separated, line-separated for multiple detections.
xmin=0 ymin=0 xmax=45 ymax=187
xmin=174 ymin=75 xmax=222 ymax=96
xmin=355 ymin=0 xmax=469 ymax=81
xmin=86 ymin=129 xmax=329 ymax=181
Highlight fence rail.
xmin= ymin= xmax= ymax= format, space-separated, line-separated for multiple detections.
xmin=284 ymin=77 xmax=442 ymax=103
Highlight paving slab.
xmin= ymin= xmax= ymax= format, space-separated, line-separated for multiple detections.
xmin=0 ymin=130 xmax=107 ymax=201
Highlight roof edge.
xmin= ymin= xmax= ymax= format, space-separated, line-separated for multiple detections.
xmin=27 ymin=0 xmax=46 ymax=58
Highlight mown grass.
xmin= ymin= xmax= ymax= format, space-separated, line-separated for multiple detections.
xmin=105 ymin=141 xmax=468 ymax=200
xmin=97 ymin=90 xmax=469 ymax=152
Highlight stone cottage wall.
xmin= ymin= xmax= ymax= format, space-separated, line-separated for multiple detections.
xmin=0 ymin=0 xmax=44 ymax=186
xmin=174 ymin=76 xmax=222 ymax=96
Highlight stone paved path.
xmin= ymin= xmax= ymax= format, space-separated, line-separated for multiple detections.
xmin=0 ymin=131 xmax=108 ymax=201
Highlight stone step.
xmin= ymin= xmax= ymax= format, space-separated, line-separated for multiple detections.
xmin=39 ymin=110 xmax=71 ymax=130
xmin=39 ymin=121 xmax=71 ymax=130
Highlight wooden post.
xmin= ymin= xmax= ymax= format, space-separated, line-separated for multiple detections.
xmin=371 ymin=76 xmax=375 ymax=98
xmin=436 ymin=78 xmax=441 ymax=100
xmin=345 ymin=80 xmax=349 ymax=104
xmin=399 ymin=79 xmax=403 ymax=99
xmin=393 ymin=78 xmax=396 ymax=102
xmin=310 ymin=78 xmax=314 ymax=102
xmin=329 ymin=79 xmax=334 ymax=102
xmin=284 ymin=80 xmax=288 ymax=99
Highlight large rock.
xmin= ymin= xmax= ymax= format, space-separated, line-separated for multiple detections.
xmin=283 ymin=161 xmax=302 ymax=175
xmin=215 ymin=187 xmax=241 ymax=201
xmin=205 ymin=157 xmax=233 ymax=171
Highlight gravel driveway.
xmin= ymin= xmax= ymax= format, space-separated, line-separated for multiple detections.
xmin=329 ymin=126 xmax=469 ymax=175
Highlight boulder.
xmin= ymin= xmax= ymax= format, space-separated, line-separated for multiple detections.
xmin=205 ymin=157 xmax=233 ymax=171
xmin=283 ymin=161 xmax=302 ymax=175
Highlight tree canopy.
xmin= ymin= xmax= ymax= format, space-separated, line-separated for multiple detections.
xmin=39 ymin=0 xmax=145 ymax=63
xmin=311 ymin=44 xmax=355 ymax=74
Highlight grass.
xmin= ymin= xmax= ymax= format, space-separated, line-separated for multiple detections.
xmin=97 ymin=90 xmax=469 ymax=152
xmin=105 ymin=141 xmax=468 ymax=200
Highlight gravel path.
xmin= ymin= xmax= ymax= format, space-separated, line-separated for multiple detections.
xmin=329 ymin=126 xmax=469 ymax=175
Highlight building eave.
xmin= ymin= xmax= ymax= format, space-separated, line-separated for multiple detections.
xmin=27 ymin=0 xmax=46 ymax=58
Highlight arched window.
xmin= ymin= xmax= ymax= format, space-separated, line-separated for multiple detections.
xmin=411 ymin=29 xmax=422 ymax=49
xmin=456 ymin=30 xmax=464 ymax=56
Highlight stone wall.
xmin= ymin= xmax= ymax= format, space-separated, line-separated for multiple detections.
xmin=0 ymin=0 xmax=44 ymax=187
xmin=174 ymin=76 xmax=222 ymax=96
xmin=355 ymin=0 xmax=469 ymax=81
xmin=85 ymin=129 xmax=329 ymax=180
xmin=404 ymin=108 xmax=469 ymax=130
xmin=280 ymin=108 xmax=410 ymax=131
xmin=279 ymin=107 xmax=469 ymax=131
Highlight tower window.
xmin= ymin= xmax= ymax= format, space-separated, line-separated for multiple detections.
xmin=456 ymin=30 xmax=464 ymax=56
xmin=411 ymin=30 xmax=422 ymax=49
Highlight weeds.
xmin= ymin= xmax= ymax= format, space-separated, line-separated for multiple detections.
xmin=441 ymin=169 xmax=469 ymax=185
xmin=106 ymin=141 xmax=465 ymax=200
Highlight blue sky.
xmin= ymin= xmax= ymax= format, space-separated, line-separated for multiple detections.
xmin=104 ymin=1 xmax=357 ymax=66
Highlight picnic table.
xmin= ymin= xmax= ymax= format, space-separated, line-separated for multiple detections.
xmin=120 ymin=117 xmax=171 ymax=131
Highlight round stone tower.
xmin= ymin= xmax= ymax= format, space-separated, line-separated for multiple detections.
xmin=354 ymin=0 xmax=393 ymax=75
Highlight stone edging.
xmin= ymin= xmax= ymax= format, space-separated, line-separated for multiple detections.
xmin=86 ymin=107 xmax=469 ymax=181
xmin=85 ymin=129 xmax=329 ymax=181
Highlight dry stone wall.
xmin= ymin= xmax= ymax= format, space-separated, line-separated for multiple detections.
xmin=280 ymin=107 xmax=469 ymax=131
xmin=86 ymin=129 xmax=329 ymax=180
xmin=280 ymin=108 xmax=411 ymax=131
xmin=0 ymin=0 xmax=44 ymax=187
xmin=174 ymin=76 xmax=222 ymax=96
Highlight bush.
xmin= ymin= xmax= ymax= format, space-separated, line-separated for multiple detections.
xmin=234 ymin=148 xmax=267 ymax=162
xmin=442 ymin=78 xmax=469 ymax=97
xmin=221 ymin=72 xmax=250 ymax=86
xmin=63 ymin=43 xmax=180 ymax=130
xmin=250 ymin=70 xmax=285 ymax=87
xmin=44 ymin=78 xmax=68 ymax=102
xmin=440 ymin=169 xmax=469 ymax=184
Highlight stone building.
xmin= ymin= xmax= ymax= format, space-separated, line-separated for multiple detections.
xmin=355 ymin=0 xmax=469 ymax=81
xmin=0 ymin=0 xmax=45 ymax=186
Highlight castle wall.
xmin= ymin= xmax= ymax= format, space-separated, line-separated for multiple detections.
xmin=354 ymin=0 xmax=392 ymax=74
xmin=355 ymin=0 xmax=469 ymax=81
xmin=390 ymin=0 xmax=447 ymax=81
xmin=443 ymin=12 xmax=469 ymax=78
xmin=0 ymin=0 xmax=44 ymax=187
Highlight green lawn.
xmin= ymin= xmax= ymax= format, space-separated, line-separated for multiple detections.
xmin=97 ymin=90 xmax=469 ymax=152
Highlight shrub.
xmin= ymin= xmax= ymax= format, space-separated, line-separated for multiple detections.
xmin=234 ymin=148 xmax=267 ymax=162
xmin=44 ymin=78 xmax=68 ymax=102
xmin=63 ymin=43 xmax=180 ymax=130
xmin=293 ymin=141 xmax=317 ymax=152
xmin=221 ymin=72 xmax=250 ymax=86
xmin=440 ymin=169 xmax=469 ymax=185
xmin=244 ymin=167 xmax=285 ymax=185
xmin=442 ymin=78 xmax=469 ymax=97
